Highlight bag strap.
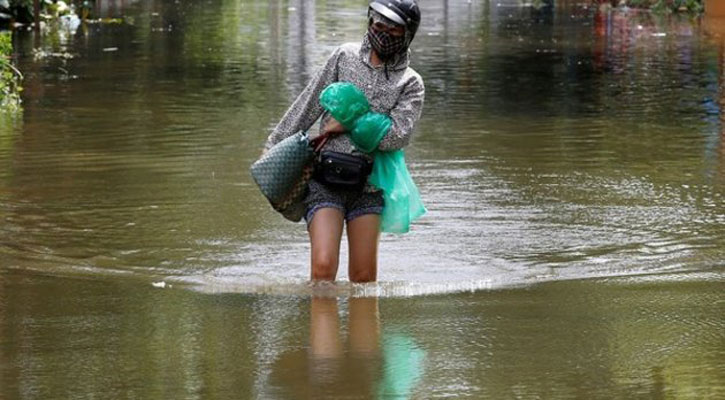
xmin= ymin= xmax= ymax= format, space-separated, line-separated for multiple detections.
xmin=310 ymin=131 xmax=333 ymax=153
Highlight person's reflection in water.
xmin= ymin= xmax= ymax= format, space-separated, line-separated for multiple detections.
xmin=267 ymin=296 xmax=425 ymax=399
xmin=309 ymin=297 xmax=381 ymax=388
xmin=268 ymin=297 xmax=382 ymax=399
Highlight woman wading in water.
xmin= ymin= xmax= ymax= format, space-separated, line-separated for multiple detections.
xmin=264 ymin=0 xmax=424 ymax=283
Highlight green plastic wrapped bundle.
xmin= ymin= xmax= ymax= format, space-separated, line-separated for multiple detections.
xmin=318 ymin=82 xmax=426 ymax=233
xmin=351 ymin=112 xmax=391 ymax=153
xmin=319 ymin=82 xmax=370 ymax=130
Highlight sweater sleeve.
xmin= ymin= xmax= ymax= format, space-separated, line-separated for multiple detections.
xmin=264 ymin=47 xmax=342 ymax=150
xmin=377 ymin=74 xmax=425 ymax=151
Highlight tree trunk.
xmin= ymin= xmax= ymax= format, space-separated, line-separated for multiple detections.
xmin=33 ymin=0 xmax=40 ymax=32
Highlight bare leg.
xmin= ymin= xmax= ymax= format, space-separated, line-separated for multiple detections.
xmin=348 ymin=297 xmax=380 ymax=357
xmin=347 ymin=214 xmax=381 ymax=283
xmin=309 ymin=297 xmax=343 ymax=359
xmin=309 ymin=208 xmax=345 ymax=281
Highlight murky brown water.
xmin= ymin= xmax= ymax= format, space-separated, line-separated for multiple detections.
xmin=1 ymin=270 xmax=723 ymax=399
xmin=1 ymin=0 xmax=724 ymax=398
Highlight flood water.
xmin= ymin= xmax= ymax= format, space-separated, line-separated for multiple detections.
xmin=1 ymin=0 xmax=724 ymax=398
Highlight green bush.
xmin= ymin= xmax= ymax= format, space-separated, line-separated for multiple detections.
xmin=2 ymin=0 xmax=82 ymax=23
xmin=0 ymin=31 xmax=22 ymax=112
xmin=2 ymin=0 xmax=35 ymax=23
xmin=652 ymin=0 xmax=704 ymax=12
xmin=602 ymin=0 xmax=703 ymax=12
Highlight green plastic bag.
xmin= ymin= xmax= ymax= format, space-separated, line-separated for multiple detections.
xmin=354 ymin=112 xmax=426 ymax=234
xmin=377 ymin=333 xmax=426 ymax=399
xmin=319 ymin=82 xmax=370 ymax=130
xmin=351 ymin=112 xmax=391 ymax=153
xmin=319 ymin=82 xmax=426 ymax=233
xmin=368 ymin=150 xmax=426 ymax=234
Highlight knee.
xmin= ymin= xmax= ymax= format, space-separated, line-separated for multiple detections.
xmin=312 ymin=255 xmax=338 ymax=281
xmin=349 ymin=268 xmax=376 ymax=283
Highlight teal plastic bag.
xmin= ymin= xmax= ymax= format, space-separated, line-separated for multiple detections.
xmin=351 ymin=112 xmax=391 ymax=153
xmin=319 ymin=82 xmax=370 ymax=130
xmin=368 ymin=150 xmax=426 ymax=234
xmin=319 ymin=82 xmax=426 ymax=233
xmin=377 ymin=333 xmax=426 ymax=399
xmin=350 ymin=109 xmax=425 ymax=234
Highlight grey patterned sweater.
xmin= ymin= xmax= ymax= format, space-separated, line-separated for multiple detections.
xmin=265 ymin=35 xmax=425 ymax=155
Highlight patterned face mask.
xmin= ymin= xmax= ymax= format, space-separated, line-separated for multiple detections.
xmin=367 ymin=25 xmax=406 ymax=60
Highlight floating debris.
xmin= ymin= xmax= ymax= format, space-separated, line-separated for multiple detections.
xmin=152 ymin=281 xmax=171 ymax=289
xmin=151 ymin=25 xmax=173 ymax=32
xmin=85 ymin=18 xmax=124 ymax=25
xmin=102 ymin=47 xmax=118 ymax=52
xmin=32 ymin=48 xmax=76 ymax=61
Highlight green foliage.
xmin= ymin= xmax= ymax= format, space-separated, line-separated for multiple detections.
xmin=0 ymin=31 xmax=22 ymax=113
xmin=3 ymin=0 xmax=35 ymax=23
xmin=2 ymin=0 xmax=82 ymax=23
xmin=652 ymin=0 xmax=704 ymax=12
xmin=605 ymin=0 xmax=703 ymax=12
xmin=8 ymin=0 xmax=32 ymax=9
xmin=624 ymin=0 xmax=655 ymax=7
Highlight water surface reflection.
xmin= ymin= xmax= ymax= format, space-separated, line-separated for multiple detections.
xmin=263 ymin=297 xmax=425 ymax=399
xmin=0 ymin=271 xmax=722 ymax=399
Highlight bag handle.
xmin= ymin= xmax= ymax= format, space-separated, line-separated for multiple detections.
xmin=310 ymin=131 xmax=333 ymax=153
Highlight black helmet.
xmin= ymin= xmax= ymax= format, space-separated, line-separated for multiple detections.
xmin=368 ymin=0 xmax=421 ymax=43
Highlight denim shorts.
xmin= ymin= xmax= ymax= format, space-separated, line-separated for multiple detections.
xmin=304 ymin=179 xmax=384 ymax=226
